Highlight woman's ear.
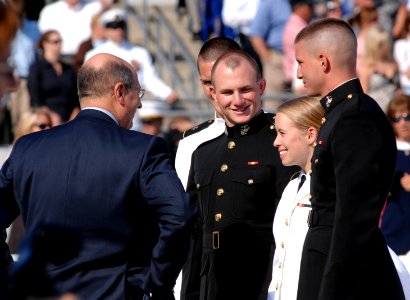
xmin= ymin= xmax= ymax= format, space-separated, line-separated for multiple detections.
xmin=307 ymin=127 xmax=318 ymax=145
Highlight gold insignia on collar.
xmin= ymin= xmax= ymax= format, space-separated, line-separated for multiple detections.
xmin=240 ymin=125 xmax=250 ymax=135
xmin=347 ymin=94 xmax=353 ymax=100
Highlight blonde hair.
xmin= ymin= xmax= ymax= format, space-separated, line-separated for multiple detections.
xmin=277 ymin=96 xmax=324 ymax=132
xmin=363 ymin=26 xmax=392 ymax=66
xmin=14 ymin=108 xmax=52 ymax=141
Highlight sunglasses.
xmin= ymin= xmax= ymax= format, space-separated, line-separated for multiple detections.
xmin=105 ymin=20 xmax=127 ymax=29
xmin=390 ymin=113 xmax=410 ymax=123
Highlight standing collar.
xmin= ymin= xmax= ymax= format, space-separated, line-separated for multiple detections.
xmin=225 ymin=110 xmax=269 ymax=138
xmin=320 ymin=78 xmax=363 ymax=112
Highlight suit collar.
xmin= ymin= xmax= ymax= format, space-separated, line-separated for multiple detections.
xmin=77 ymin=109 xmax=119 ymax=126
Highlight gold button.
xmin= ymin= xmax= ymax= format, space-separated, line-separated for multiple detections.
xmin=347 ymin=94 xmax=353 ymax=99
xmin=196 ymin=183 xmax=200 ymax=189
xmin=220 ymin=164 xmax=228 ymax=172
xmin=216 ymin=188 xmax=224 ymax=196
xmin=215 ymin=213 xmax=222 ymax=222
xmin=308 ymin=194 xmax=312 ymax=200
xmin=248 ymin=178 xmax=254 ymax=185
xmin=227 ymin=141 xmax=236 ymax=149
xmin=314 ymin=158 xmax=319 ymax=164
xmin=270 ymin=124 xmax=275 ymax=130
xmin=285 ymin=219 xmax=289 ymax=226
xmin=308 ymin=170 xmax=312 ymax=175
xmin=321 ymin=117 xmax=326 ymax=125
xmin=281 ymin=241 xmax=284 ymax=248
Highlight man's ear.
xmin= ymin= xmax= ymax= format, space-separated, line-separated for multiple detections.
xmin=209 ymin=85 xmax=216 ymax=102
xmin=113 ymin=82 xmax=126 ymax=106
xmin=318 ymin=54 xmax=330 ymax=73
xmin=258 ymin=78 xmax=266 ymax=95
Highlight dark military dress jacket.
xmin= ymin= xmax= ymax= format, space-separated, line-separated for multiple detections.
xmin=297 ymin=79 xmax=405 ymax=300
xmin=187 ymin=111 xmax=298 ymax=300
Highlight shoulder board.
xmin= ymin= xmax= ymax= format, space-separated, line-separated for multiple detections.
xmin=182 ymin=119 xmax=215 ymax=139
xmin=264 ymin=112 xmax=276 ymax=130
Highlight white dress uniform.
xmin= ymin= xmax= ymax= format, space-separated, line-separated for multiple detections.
xmin=84 ymin=40 xmax=173 ymax=99
xmin=268 ymin=172 xmax=311 ymax=300
xmin=174 ymin=116 xmax=225 ymax=189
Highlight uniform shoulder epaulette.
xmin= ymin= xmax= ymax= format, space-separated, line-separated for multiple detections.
xmin=265 ymin=112 xmax=276 ymax=130
xmin=182 ymin=119 xmax=215 ymax=139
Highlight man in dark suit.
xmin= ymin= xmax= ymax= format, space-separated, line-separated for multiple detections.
xmin=186 ymin=50 xmax=298 ymax=299
xmin=0 ymin=53 xmax=196 ymax=300
xmin=294 ymin=18 xmax=405 ymax=299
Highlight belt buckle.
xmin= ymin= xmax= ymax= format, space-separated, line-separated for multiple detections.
xmin=213 ymin=231 xmax=219 ymax=249
xmin=307 ymin=210 xmax=313 ymax=227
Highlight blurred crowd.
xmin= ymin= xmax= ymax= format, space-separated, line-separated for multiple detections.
xmin=2 ymin=0 xmax=410 ymax=147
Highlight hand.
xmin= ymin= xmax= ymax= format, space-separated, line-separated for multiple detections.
xmin=166 ymin=92 xmax=179 ymax=105
xmin=400 ymin=172 xmax=410 ymax=192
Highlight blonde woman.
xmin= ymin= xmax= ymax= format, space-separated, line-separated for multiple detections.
xmin=268 ymin=96 xmax=323 ymax=300
xmin=359 ymin=25 xmax=399 ymax=112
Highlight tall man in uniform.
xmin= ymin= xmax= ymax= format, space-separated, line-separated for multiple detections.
xmin=186 ymin=50 xmax=298 ymax=299
xmin=175 ymin=37 xmax=240 ymax=300
xmin=294 ymin=18 xmax=405 ymax=300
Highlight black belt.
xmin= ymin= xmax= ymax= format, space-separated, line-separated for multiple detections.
xmin=307 ymin=209 xmax=335 ymax=228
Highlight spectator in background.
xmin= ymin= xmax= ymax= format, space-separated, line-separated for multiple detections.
xmin=8 ymin=26 xmax=37 ymax=129
xmin=0 ymin=0 xmax=23 ymax=293
xmin=282 ymin=0 xmax=314 ymax=95
xmin=346 ymin=0 xmax=379 ymax=76
xmin=5 ymin=108 xmax=53 ymax=259
xmin=199 ymin=0 xmax=235 ymax=42
xmin=73 ymin=10 xmax=106 ymax=73
xmin=394 ymin=11 xmax=410 ymax=95
xmin=38 ymin=0 xmax=112 ymax=65
xmin=222 ymin=0 xmax=262 ymax=72
xmin=137 ymin=100 xmax=165 ymax=136
xmin=359 ymin=25 xmax=398 ymax=112
xmin=28 ymin=30 xmax=80 ymax=126
xmin=249 ymin=0 xmax=291 ymax=110
xmin=381 ymin=94 xmax=410 ymax=271
xmin=85 ymin=8 xmax=179 ymax=105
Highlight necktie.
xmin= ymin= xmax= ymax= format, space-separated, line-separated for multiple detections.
xmin=297 ymin=174 xmax=306 ymax=192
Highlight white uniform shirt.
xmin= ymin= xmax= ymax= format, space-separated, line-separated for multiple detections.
xmin=38 ymin=0 xmax=102 ymax=55
xmin=84 ymin=40 xmax=173 ymax=99
xmin=268 ymin=172 xmax=311 ymax=300
xmin=174 ymin=117 xmax=225 ymax=190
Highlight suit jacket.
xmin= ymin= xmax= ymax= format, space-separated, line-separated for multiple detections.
xmin=0 ymin=109 xmax=196 ymax=299
xmin=297 ymin=79 xmax=404 ymax=300
xmin=186 ymin=111 xmax=298 ymax=300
